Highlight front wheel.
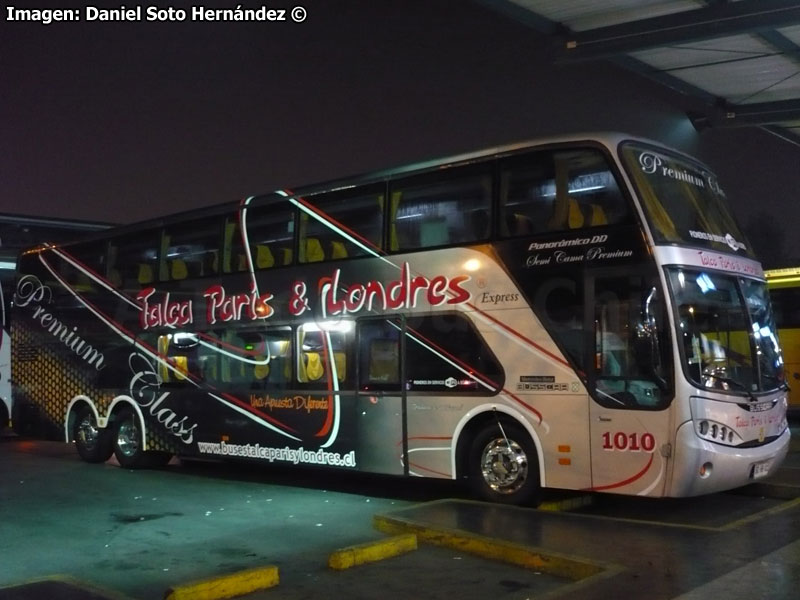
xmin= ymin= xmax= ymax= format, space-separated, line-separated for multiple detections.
xmin=74 ymin=405 xmax=113 ymax=463
xmin=468 ymin=420 xmax=541 ymax=506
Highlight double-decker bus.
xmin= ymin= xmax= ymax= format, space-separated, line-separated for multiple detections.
xmin=0 ymin=213 xmax=112 ymax=431
xmin=11 ymin=133 xmax=790 ymax=504
xmin=765 ymin=267 xmax=800 ymax=416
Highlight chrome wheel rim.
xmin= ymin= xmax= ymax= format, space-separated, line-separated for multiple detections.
xmin=480 ymin=437 xmax=528 ymax=495
xmin=77 ymin=415 xmax=99 ymax=451
xmin=116 ymin=416 xmax=140 ymax=458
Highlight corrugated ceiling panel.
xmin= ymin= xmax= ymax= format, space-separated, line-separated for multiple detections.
xmin=668 ymin=55 xmax=800 ymax=104
xmin=508 ymin=0 xmax=703 ymax=31
xmin=633 ymin=34 xmax=776 ymax=71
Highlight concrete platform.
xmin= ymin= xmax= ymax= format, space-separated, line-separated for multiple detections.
xmin=1 ymin=427 xmax=798 ymax=599
xmin=368 ymin=431 xmax=800 ymax=600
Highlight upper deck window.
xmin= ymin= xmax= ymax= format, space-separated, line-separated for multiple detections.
xmin=389 ymin=168 xmax=492 ymax=251
xmin=620 ymin=143 xmax=754 ymax=258
xmin=160 ymin=217 xmax=222 ymax=281
xmin=500 ymin=148 xmax=630 ymax=237
xmin=109 ymin=233 xmax=159 ymax=289
xmin=299 ymin=185 xmax=384 ymax=262
xmin=225 ymin=198 xmax=295 ymax=272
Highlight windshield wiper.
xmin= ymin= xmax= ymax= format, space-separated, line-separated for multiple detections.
xmin=709 ymin=374 xmax=757 ymax=401
xmin=759 ymin=371 xmax=787 ymax=392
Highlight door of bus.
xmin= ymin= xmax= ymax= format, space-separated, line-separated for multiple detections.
xmin=355 ymin=317 xmax=407 ymax=476
xmin=587 ymin=269 xmax=671 ymax=496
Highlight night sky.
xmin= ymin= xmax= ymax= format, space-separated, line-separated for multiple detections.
xmin=2 ymin=0 xmax=799 ymax=261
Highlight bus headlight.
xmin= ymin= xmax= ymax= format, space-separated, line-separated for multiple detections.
xmin=696 ymin=419 xmax=744 ymax=446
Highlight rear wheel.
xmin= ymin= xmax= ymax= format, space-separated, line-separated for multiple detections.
xmin=74 ymin=405 xmax=113 ymax=463
xmin=113 ymin=407 xmax=171 ymax=469
xmin=468 ymin=419 xmax=541 ymax=506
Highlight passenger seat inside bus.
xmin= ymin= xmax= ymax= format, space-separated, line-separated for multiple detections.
xmin=506 ymin=213 xmax=535 ymax=236
xmin=256 ymin=244 xmax=274 ymax=269
xmin=302 ymin=352 xmax=325 ymax=381
xmin=330 ymin=240 xmax=348 ymax=259
xmin=171 ymin=259 xmax=188 ymax=280
xmin=305 ymin=238 xmax=325 ymax=262
xmin=137 ymin=263 xmax=154 ymax=284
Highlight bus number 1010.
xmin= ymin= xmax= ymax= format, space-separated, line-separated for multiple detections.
xmin=602 ymin=431 xmax=656 ymax=452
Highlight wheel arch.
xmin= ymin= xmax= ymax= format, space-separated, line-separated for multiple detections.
xmin=64 ymin=395 xmax=100 ymax=443
xmin=64 ymin=395 xmax=150 ymax=449
xmin=452 ymin=403 xmax=546 ymax=488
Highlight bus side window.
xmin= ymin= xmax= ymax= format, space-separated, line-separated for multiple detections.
xmin=500 ymin=148 xmax=630 ymax=237
xmin=389 ymin=169 xmax=491 ymax=252
xmin=299 ymin=185 xmax=384 ymax=262
xmin=234 ymin=198 xmax=295 ymax=271
xmin=156 ymin=332 xmax=199 ymax=385
xmin=109 ymin=233 xmax=159 ymax=291
xmin=203 ymin=329 xmax=287 ymax=389
xmin=255 ymin=329 xmax=292 ymax=388
xmin=358 ymin=319 xmax=401 ymax=391
xmin=197 ymin=332 xmax=221 ymax=384
xmin=592 ymin=275 xmax=672 ymax=410
xmin=525 ymin=278 xmax=587 ymax=373
xmin=159 ymin=217 xmax=222 ymax=281
xmin=404 ymin=313 xmax=503 ymax=393
xmin=60 ymin=241 xmax=108 ymax=293
xmin=296 ymin=324 xmax=352 ymax=387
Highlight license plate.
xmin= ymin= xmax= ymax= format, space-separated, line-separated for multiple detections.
xmin=752 ymin=461 xmax=771 ymax=479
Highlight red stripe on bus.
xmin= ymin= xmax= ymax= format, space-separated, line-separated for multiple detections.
xmin=283 ymin=188 xmax=383 ymax=253
xmin=405 ymin=325 xmax=501 ymax=392
xmin=584 ymin=453 xmax=654 ymax=492
xmin=56 ymin=248 xmax=123 ymax=296
xmin=468 ymin=304 xmax=571 ymax=368
xmin=407 ymin=462 xmax=451 ymax=478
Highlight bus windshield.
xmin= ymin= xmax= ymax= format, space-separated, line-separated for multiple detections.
xmin=620 ymin=143 xmax=755 ymax=259
xmin=667 ymin=268 xmax=784 ymax=395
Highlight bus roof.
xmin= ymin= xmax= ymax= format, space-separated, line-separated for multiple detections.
xmin=35 ymin=131 xmax=696 ymax=247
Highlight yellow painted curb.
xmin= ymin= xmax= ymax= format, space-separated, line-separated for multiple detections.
xmin=538 ymin=494 xmax=594 ymax=512
xmin=164 ymin=565 xmax=279 ymax=600
xmin=374 ymin=514 xmax=604 ymax=581
xmin=328 ymin=533 xmax=418 ymax=570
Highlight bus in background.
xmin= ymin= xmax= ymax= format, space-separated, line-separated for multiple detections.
xmin=0 ymin=213 xmax=112 ymax=431
xmin=765 ymin=267 xmax=800 ymax=417
xmin=11 ymin=133 xmax=790 ymax=504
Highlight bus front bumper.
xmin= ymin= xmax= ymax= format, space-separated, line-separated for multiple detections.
xmin=668 ymin=421 xmax=791 ymax=497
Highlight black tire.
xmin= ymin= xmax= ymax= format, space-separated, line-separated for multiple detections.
xmin=112 ymin=407 xmax=171 ymax=469
xmin=74 ymin=405 xmax=113 ymax=463
xmin=467 ymin=419 xmax=541 ymax=506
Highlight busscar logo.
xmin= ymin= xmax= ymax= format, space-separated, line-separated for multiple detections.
xmin=689 ymin=230 xmax=746 ymax=252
